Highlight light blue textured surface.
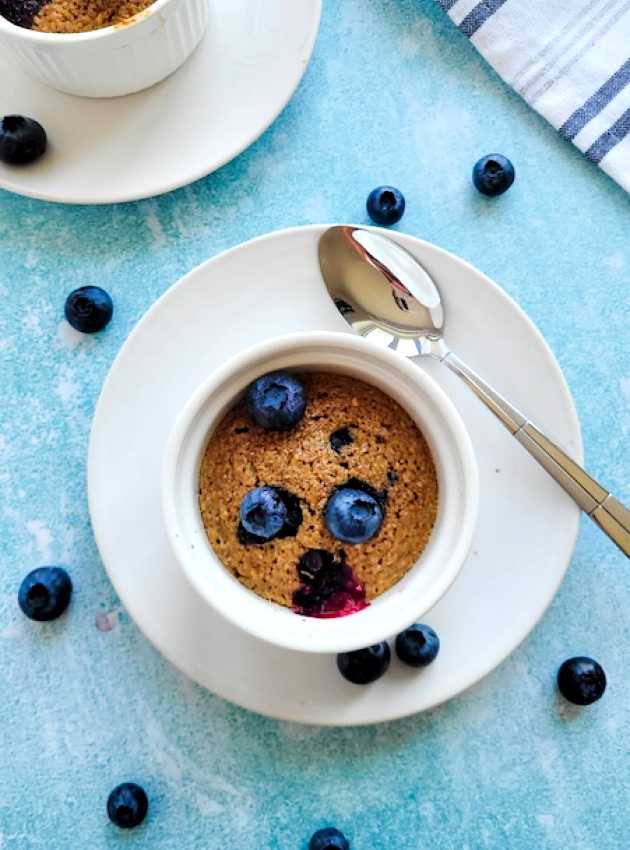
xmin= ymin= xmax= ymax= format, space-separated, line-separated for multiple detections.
xmin=0 ymin=1 xmax=628 ymax=848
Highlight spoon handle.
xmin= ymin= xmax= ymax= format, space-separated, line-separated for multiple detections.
xmin=442 ymin=352 xmax=630 ymax=558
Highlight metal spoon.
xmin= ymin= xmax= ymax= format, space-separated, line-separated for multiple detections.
xmin=318 ymin=225 xmax=629 ymax=557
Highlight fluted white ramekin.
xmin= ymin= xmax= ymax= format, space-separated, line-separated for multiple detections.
xmin=162 ymin=332 xmax=479 ymax=655
xmin=0 ymin=0 xmax=208 ymax=98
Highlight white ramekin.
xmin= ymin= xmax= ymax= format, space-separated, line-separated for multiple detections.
xmin=162 ymin=332 xmax=479 ymax=655
xmin=0 ymin=0 xmax=208 ymax=98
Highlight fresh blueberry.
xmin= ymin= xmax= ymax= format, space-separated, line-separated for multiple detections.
xmin=64 ymin=286 xmax=113 ymax=333
xmin=325 ymin=486 xmax=383 ymax=544
xmin=366 ymin=185 xmax=405 ymax=225
xmin=0 ymin=115 xmax=47 ymax=165
xmin=18 ymin=567 xmax=72 ymax=621
xmin=337 ymin=642 xmax=391 ymax=684
xmin=395 ymin=624 xmax=440 ymax=667
xmin=557 ymin=657 xmax=606 ymax=705
xmin=247 ymin=371 xmax=306 ymax=431
xmin=239 ymin=486 xmax=288 ymax=540
xmin=238 ymin=487 xmax=302 ymax=544
xmin=472 ymin=154 xmax=515 ymax=196
xmin=107 ymin=783 xmax=148 ymax=829
xmin=309 ymin=826 xmax=350 ymax=850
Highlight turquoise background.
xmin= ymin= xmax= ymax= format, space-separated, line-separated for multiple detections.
xmin=1 ymin=1 xmax=628 ymax=847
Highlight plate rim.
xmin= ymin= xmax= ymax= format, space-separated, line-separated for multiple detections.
xmin=0 ymin=0 xmax=322 ymax=205
xmin=88 ymin=224 xmax=582 ymax=725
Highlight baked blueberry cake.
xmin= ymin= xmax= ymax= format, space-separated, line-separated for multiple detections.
xmin=198 ymin=371 xmax=438 ymax=618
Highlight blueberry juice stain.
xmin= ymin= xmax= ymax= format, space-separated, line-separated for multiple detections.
xmin=292 ymin=549 xmax=368 ymax=618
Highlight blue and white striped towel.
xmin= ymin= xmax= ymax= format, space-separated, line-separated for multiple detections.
xmin=437 ymin=0 xmax=630 ymax=192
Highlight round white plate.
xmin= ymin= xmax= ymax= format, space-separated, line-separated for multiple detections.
xmin=88 ymin=225 xmax=582 ymax=726
xmin=0 ymin=0 xmax=321 ymax=205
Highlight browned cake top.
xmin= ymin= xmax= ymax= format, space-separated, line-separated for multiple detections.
xmin=199 ymin=372 xmax=439 ymax=611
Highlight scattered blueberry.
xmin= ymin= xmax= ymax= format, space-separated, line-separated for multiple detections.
xmin=64 ymin=286 xmax=113 ymax=333
xmin=395 ymin=624 xmax=440 ymax=667
xmin=557 ymin=657 xmax=606 ymax=705
xmin=325 ymin=486 xmax=383 ymax=544
xmin=366 ymin=185 xmax=406 ymax=225
xmin=309 ymin=826 xmax=350 ymax=850
xmin=247 ymin=371 xmax=306 ymax=431
xmin=18 ymin=567 xmax=72 ymax=621
xmin=239 ymin=486 xmax=287 ymax=540
xmin=472 ymin=154 xmax=515 ymax=196
xmin=107 ymin=783 xmax=148 ymax=829
xmin=338 ymin=642 xmax=391 ymax=684
xmin=0 ymin=115 xmax=47 ymax=165
xmin=330 ymin=427 xmax=353 ymax=454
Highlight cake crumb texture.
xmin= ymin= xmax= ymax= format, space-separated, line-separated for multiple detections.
xmin=32 ymin=0 xmax=153 ymax=33
xmin=199 ymin=373 xmax=439 ymax=608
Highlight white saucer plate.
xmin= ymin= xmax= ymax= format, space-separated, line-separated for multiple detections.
xmin=0 ymin=0 xmax=321 ymax=204
xmin=88 ymin=226 xmax=582 ymax=726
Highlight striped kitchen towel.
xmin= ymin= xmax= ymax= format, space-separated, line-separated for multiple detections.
xmin=437 ymin=0 xmax=630 ymax=192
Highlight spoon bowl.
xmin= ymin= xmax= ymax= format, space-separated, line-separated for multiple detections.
xmin=318 ymin=225 xmax=446 ymax=357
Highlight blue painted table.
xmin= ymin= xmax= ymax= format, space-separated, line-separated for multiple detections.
xmin=1 ymin=2 xmax=628 ymax=848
